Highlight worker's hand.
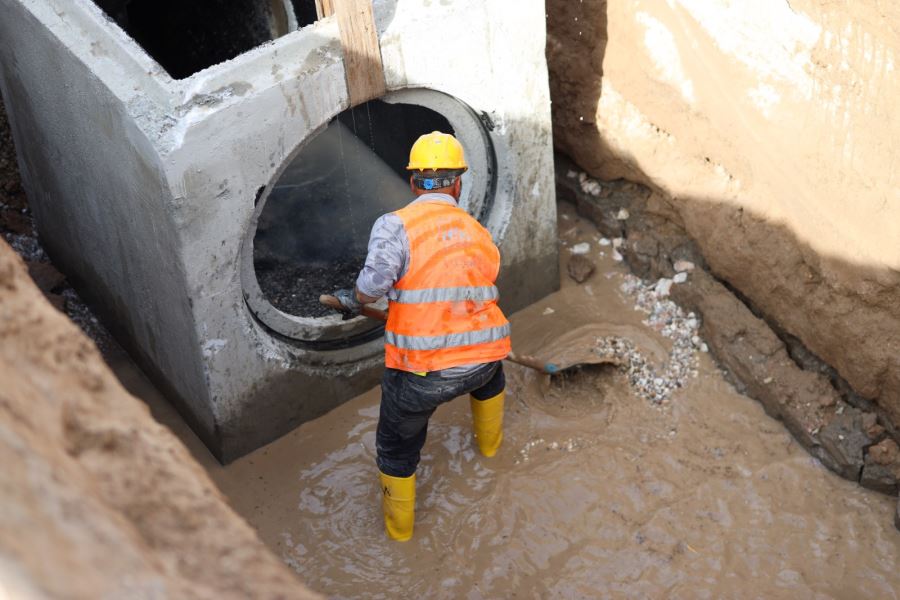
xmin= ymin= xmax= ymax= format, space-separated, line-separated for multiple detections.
xmin=333 ymin=288 xmax=362 ymax=320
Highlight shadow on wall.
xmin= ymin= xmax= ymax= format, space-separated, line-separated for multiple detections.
xmin=545 ymin=0 xmax=900 ymax=433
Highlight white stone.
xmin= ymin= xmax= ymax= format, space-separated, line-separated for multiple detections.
xmin=542 ymin=307 xmax=556 ymax=315
xmin=655 ymin=278 xmax=673 ymax=297
xmin=612 ymin=237 xmax=624 ymax=248
xmin=674 ymin=260 xmax=696 ymax=272
xmin=571 ymin=242 xmax=591 ymax=254
xmin=616 ymin=208 xmax=630 ymax=220
xmin=599 ymin=237 xmax=611 ymax=246
xmin=612 ymin=249 xmax=624 ymax=262
xmin=673 ymin=272 xmax=688 ymax=284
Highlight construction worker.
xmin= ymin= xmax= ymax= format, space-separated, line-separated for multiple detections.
xmin=333 ymin=131 xmax=510 ymax=541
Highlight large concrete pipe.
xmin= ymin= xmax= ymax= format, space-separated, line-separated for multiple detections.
xmin=0 ymin=0 xmax=559 ymax=461
xmin=252 ymin=119 xmax=415 ymax=320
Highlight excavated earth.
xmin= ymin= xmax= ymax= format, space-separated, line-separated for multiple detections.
xmin=556 ymin=160 xmax=900 ymax=506
xmin=546 ymin=0 xmax=900 ymax=431
xmin=0 ymin=237 xmax=320 ymax=599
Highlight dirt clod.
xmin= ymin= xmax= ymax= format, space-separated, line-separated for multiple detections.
xmin=567 ymin=253 xmax=595 ymax=283
xmin=870 ymin=439 xmax=900 ymax=466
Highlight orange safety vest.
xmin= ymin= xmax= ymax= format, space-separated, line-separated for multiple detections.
xmin=384 ymin=200 xmax=511 ymax=372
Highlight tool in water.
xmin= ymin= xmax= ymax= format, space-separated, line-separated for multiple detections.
xmin=320 ymin=294 xmax=567 ymax=374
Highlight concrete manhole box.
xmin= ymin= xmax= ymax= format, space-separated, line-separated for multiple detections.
xmin=0 ymin=0 xmax=558 ymax=461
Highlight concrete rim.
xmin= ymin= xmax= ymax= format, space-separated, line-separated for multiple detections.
xmin=239 ymin=87 xmax=497 ymax=345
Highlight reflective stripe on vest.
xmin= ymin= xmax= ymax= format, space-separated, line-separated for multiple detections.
xmin=384 ymin=323 xmax=510 ymax=351
xmin=392 ymin=285 xmax=499 ymax=304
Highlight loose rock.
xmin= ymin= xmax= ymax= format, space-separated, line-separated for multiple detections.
xmin=570 ymin=242 xmax=590 ymax=255
xmin=861 ymin=462 xmax=900 ymax=495
xmin=567 ymin=254 xmax=595 ymax=283
xmin=819 ymin=410 xmax=870 ymax=481
xmin=673 ymin=260 xmax=695 ymax=273
xmin=654 ymin=278 xmax=673 ymax=297
xmin=869 ymin=439 xmax=900 ymax=466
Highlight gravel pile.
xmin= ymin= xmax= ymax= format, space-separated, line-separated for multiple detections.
xmin=584 ymin=274 xmax=705 ymax=405
xmin=254 ymin=255 xmax=363 ymax=318
xmin=62 ymin=288 xmax=117 ymax=356
xmin=3 ymin=230 xmax=45 ymax=262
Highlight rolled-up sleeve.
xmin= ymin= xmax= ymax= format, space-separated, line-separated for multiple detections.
xmin=356 ymin=213 xmax=408 ymax=300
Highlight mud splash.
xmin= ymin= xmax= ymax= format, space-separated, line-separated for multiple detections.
xmin=130 ymin=203 xmax=900 ymax=598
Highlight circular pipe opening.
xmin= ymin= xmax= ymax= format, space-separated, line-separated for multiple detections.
xmin=242 ymin=89 xmax=496 ymax=346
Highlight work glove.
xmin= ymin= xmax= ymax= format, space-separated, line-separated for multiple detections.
xmin=333 ymin=288 xmax=362 ymax=320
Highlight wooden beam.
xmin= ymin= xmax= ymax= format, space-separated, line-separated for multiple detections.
xmin=330 ymin=0 xmax=387 ymax=106
xmin=315 ymin=0 xmax=335 ymax=19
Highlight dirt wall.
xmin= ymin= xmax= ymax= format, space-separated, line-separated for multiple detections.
xmin=547 ymin=1 xmax=900 ymax=426
xmin=0 ymin=238 xmax=318 ymax=598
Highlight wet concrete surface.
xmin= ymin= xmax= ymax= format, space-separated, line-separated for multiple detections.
xmin=118 ymin=203 xmax=900 ymax=599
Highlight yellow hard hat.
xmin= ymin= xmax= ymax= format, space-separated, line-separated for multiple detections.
xmin=406 ymin=131 xmax=468 ymax=172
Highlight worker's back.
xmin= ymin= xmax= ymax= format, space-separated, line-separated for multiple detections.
xmin=384 ymin=199 xmax=510 ymax=373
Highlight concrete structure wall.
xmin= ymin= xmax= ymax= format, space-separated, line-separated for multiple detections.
xmin=0 ymin=1 xmax=213 ymax=438
xmin=0 ymin=0 xmax=558 ymax=461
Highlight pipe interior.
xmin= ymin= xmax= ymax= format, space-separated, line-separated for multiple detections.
xmin=253 ymin=99 xmax=454 ymax=319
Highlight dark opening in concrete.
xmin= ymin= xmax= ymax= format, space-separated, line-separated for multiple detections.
xmin=93 ymin=0 xmax=316 ymax=79
xmin=288 ymin=0 xmax=321 ymax=28
xmin=253 ymin=99 xmax=453 ymax=319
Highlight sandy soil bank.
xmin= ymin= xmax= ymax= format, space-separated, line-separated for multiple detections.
xmin=546 ymin=0 xmax=900 ymax=428
xmin=0 ymin=237 xmax=317 ymax=599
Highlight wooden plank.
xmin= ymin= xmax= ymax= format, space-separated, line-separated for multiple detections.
xmin=315 ymin=0 xmax=335 ymax=19
xmin=331 ymin=0 xmax=387 ymax=106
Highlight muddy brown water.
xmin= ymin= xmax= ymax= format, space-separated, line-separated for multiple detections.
xmin=118 ymin=203 xmax=900 ymax=599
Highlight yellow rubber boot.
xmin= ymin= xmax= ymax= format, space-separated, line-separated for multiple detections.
xmin=470 ymin=390 xmax=504 ymax=457
xmin=379 ymin=471 xmax=415 ymax=541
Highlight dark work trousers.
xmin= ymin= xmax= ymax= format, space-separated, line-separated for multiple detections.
xmin=376 ymin=361 xmax=506 ymax=478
